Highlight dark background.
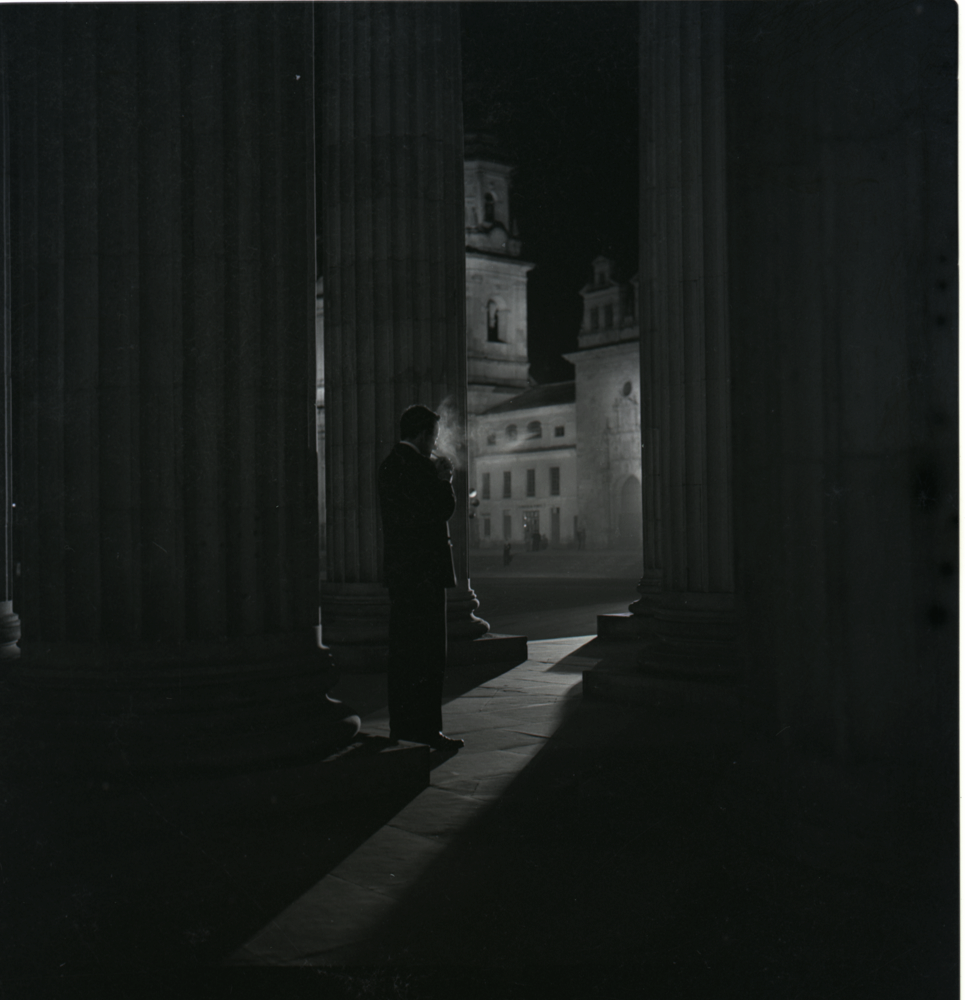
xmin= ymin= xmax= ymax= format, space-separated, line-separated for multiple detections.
xmin=462 ymin=1 xmax=639 ymax=385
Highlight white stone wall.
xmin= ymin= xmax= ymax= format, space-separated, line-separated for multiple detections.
xmin=464 ymin=160 xmax=513 ymax=233
xmin=567 ymin=341 xmax=642 ymax=550
xmin=469 ymin=402 xmax=577 ymax=548
xmin=466 ymin=252 xmax=531 ymax=414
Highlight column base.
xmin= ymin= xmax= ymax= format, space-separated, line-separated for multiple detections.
xmin=320 ymin=584 xmax=391 ymax=673
xmin=586 ymin=591 xmax=741 ymax=710
xmin=0 ymin=599 xmax=21 ymax=660
xmin=447 ymin=581 xmax=490 ymax=640
xmin=598 ymin=572 xmax=661 ymax=640
xmin=1 ymin=631 xmax=361 ymax=776
xmin=597 ymin=612 xmax=651 ymax=641
xmin=321 ymin=582 xmax=513 ymax=672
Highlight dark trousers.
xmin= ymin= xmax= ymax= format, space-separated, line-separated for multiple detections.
xmin=387 ymin=583 xmax=447 ymax=738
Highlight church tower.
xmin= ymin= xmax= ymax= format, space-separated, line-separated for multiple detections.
xmin=464 ymin=136 xmax=533 ymax=415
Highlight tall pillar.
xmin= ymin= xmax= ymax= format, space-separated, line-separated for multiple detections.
xmin=0 ymin=24 xmax=19 ymax=661
xmin=720 ymin=0 xmax=956 ymax=876
xmin=319 ymin=2 xmax=495 ymax=674
xmin=592 ymin=2 xmax=738 ymax=703
xmin=2 ymin=4 xmax=358 ymax=774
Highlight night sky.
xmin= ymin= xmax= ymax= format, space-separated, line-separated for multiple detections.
xmin=462 ymin=2 xmax=639 ymax=384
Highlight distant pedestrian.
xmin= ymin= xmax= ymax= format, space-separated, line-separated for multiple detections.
xmin=502 ymin=541 xmax=513 ymax=566
xmin=576 ymin=525 xmax=586 ymax=550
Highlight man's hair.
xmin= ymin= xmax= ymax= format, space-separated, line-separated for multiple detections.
xmin=400 ymin=404 xmax=439 ymax=440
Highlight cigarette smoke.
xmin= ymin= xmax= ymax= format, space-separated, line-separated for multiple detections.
xmin=433 ymin=395 xmax=465 ymax=470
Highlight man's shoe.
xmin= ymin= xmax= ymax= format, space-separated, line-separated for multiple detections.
xmin=425 ymin=732 xmax=464 ymax=750
xmin=391 ymin=730 xmax=464 ymax=750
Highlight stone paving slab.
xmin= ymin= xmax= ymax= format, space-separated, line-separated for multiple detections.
xmin=229 ymin=873 xmax=391 ymax=965
xmin=324 ymin=825 xmax=446 ymax=900
xmin=430 ymin=748 xmax=537 ymax=786
xmin=235 ymin=638 xmax=589 ymax=965
xmin=385 ymin=787 xmax=487 ymax=839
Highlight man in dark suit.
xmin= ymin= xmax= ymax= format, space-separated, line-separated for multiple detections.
xmin=377 ymin=405 xmax=464 ymax=750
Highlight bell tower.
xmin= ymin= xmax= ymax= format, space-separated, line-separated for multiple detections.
xmin=464 ymin=135 xmax=533 ymax=415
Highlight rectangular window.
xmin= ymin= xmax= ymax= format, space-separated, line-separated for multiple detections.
xmin=551 ymin=507 xmax=561 ymax=544
xmin=604 ymin=304 xmax=613 ymax=328
xmin=503 ymin=471 xmax=512 ymax=499
xmin=590 ymin=307 xmax=599 ymax=330
xmin=526 ymin=468 xmax=536 ymax=497
xmin=482 ymin=472 xmax=491 ymax=500
xmin=483 ymin=517 xmax=491 ymax=538
xmin=550 ymin=467 xmax=560 ymax=496
xmin=503 ymin=512 xmax=512 ymax=540
xmin=554 ymin=425 xmax=565 ymax=437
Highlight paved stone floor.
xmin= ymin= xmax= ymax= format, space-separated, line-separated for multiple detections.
xmin=225 ymin=637 xmax=957 ymax=998
xmin=1 ymin=635 xmax=955 ymax=998
xmin=231 ymin=636 xmax=597 ymax=967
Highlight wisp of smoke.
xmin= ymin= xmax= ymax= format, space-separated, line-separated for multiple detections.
xmin=432 ymin=395 xmax=465 ymax=470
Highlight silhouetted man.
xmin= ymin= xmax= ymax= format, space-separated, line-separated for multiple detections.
xmin=377 ymin=405 xmax=464 ymax=750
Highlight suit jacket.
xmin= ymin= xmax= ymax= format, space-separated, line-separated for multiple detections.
xmin=378 ymin=442 xmax=457 ymax=590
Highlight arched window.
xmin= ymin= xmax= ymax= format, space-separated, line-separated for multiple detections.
xmin=484 ymin=192 xmax=495 ymax=223
xmin=527 ymin=420 xmax=542 ymax=439
xmin=487 ymin=300 xmax=500 ymax=342
xmin=506 ymin=424 xmax=517 ymax=441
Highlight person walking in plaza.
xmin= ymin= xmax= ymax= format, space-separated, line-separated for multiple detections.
xmin=377 ymin=405 xmax=464 ymax=750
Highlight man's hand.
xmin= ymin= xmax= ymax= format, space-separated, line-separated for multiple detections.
xmin=432 ymin=454 xmax=454 ymax=482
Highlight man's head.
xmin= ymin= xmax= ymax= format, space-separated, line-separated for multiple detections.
xmin=400 ymin=404 xmax=440 ymax=457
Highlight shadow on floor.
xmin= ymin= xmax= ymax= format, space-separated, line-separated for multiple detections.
xmin=0 ymin=656 xmax=550 ymax=985
xmin=0 ymin=775 xmax=431 ymax=982
xmin=304 ymin=697 xmax=958 ymax=997
xmin=330 ymin=654 xmax=533 ymax=720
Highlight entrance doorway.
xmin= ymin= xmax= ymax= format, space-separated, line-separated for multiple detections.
xmin=522 ymin=509 xmax=540 ymax=550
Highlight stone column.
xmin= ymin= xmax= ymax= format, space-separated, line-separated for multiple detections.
xmin=720 ymin=0 xmax=956 ymax=877
xmin=319 ymin=2 xmax=496 ymax=674
xmin=2 ymin=3 xmax=358 ymax=773
xmin=0 ymin=27 xmax=19 ymax=662
xmin=593 ymin=2 xmax=738 ymax=702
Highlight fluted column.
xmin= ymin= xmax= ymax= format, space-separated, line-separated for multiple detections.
xmin=318 ymin=2 xmax=487 ymax=674
xmin=592 ymin=2 xmax=737 ymax=699
xmin=0 ymin=25 xmax=19 ymax=662
xmin=2 ymin=4 xmax=358 ymax=773
xmin=645 ymin=1 xmax=735 ymax=674
xmin=716 ymin=0 xmax=956 ymax=879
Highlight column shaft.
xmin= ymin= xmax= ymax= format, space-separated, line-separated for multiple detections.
xmin=319 ymin=2 xmax=486 ymax=672
xmin=0 ymin=20 xmax=18 ymax=659
xmin=595 ymin=2 xmax=736 ymax=691
xmin=3 ymin=4 xmax=358 ymax=773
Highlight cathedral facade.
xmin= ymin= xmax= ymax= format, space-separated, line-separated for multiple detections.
xmin=469 ymin=245 xmax=643 ymax=551
xmin=315 ymin=147 xmax=646 ymax=554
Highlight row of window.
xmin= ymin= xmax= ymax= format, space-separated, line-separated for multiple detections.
xmin=485 ymin=421 xmax=565 ymax=445
xmin=480 ymin=508 xmax=565 ymax=542
xmin=588 ymin=302 xmax=634 ymax=330
xmin=480 ymin=467 xmax=561 ymax=500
